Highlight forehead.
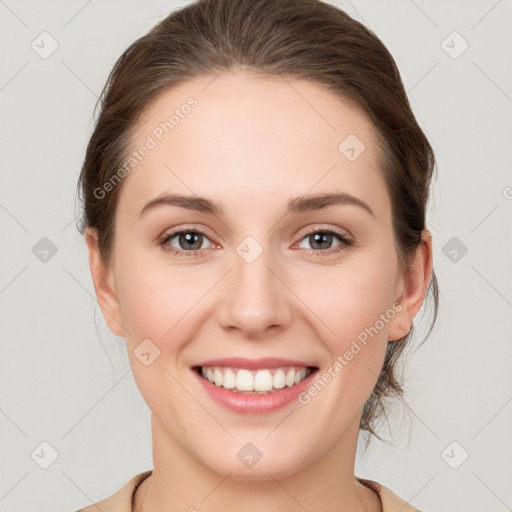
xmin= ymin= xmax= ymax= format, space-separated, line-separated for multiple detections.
xmin=120 ymin=70 xmax=389 ymax=220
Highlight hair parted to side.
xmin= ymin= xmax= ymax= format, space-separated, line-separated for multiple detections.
xmin=77 ymin=0 xmax=439 ymax=440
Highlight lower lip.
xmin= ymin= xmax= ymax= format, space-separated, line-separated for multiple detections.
xmin=193 ymin=368 xmax=317 ymax=414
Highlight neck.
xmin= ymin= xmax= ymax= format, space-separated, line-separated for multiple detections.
xmin=134 ymin=414 xmax=381 ymax=512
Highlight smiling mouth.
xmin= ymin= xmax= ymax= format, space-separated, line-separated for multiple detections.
xmin=193 ymin=365 xmax=318 ymax=394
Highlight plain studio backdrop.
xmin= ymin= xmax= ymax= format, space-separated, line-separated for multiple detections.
xmin=1 ymin=1 xmax=511 ymax=511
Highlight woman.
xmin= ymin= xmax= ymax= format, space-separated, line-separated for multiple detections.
xmin=75 ymin=0 xmax=438 ymax=510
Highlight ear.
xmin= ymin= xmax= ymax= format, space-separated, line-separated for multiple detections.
xmin=85 ymin=227 xmax=125 ymax=337
xmin=388 ymin=229 xmax=433 ymax=342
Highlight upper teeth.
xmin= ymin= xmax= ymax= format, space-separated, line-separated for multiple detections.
xmin=200 ymin=366 xmax=310 ymax=393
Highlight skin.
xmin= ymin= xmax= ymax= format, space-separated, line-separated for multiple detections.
xmin=86 ymin=70 xmax=432 ymax=512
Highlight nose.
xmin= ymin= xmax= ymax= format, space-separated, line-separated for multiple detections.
xmin=216 ymin=242 xmax=293 ymax=339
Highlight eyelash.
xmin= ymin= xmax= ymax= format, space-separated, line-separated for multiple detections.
xmin=158 ymin=227 xmax=354 ymax=258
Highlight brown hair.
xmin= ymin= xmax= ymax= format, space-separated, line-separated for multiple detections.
xmin=77 ymin=0 xmax=439 ymax=439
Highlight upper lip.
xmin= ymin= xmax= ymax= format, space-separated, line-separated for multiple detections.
xmin=193 ymin=357 xmax=317 ymax=370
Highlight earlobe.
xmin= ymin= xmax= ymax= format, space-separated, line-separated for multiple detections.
xmin=388 ymin=230 xmax=433 ymax=342
xmin=85 ymin=227 xmax=125 ymax=338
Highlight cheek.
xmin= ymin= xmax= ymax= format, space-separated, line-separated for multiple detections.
xmin=113 ymin=256 xmax=199 ymax=415
xmin=302 ymin=251 xmax=398 ymax=345
xmin=117 ymin=274 xmax=171 ymax=341
xmin=296 ymin=247 xmax=398 ymax=400
xmin=114 ymin=247 xmax=201 ymax=341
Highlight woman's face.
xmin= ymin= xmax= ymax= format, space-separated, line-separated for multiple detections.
xmin=89 ymin=70 xmax=425 ymax=479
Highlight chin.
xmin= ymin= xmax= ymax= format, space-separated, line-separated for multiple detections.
xmin=202 ymin=449 xmax=310 ymax=481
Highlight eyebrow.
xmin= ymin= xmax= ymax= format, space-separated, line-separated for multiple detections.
xmin=139 ymin=192 xmax=375 ymax=218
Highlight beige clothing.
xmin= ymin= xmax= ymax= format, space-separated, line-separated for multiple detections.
xmin=75 ymin=470 xmax=420 ymax=511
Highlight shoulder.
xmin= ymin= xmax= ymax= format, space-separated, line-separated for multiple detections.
xmin=74 ymin=470 xmax=153 ymax=512
xmin=357 ymin=477 xmax=422 ymax=512
xmin=73 ymin=471 xmax=419 ymax=512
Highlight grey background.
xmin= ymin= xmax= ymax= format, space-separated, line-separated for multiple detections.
xmin=1 ymin=1 xmax=511 ymax=511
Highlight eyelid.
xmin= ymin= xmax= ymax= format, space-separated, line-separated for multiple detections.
xmin=292 ymin=225 xmax=353 ymax=251
xmin=159 ymin=223 xmax=354 ymax=256
xmin=159 ymin=223 xmax=351 ymax=243
xmin=296 ymin=223 xmax=352 ymax=238
xmin=160 ymin=224 xmax=215 ymax=240
xmin=159 ymin=225 xmax=216 ymax=247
